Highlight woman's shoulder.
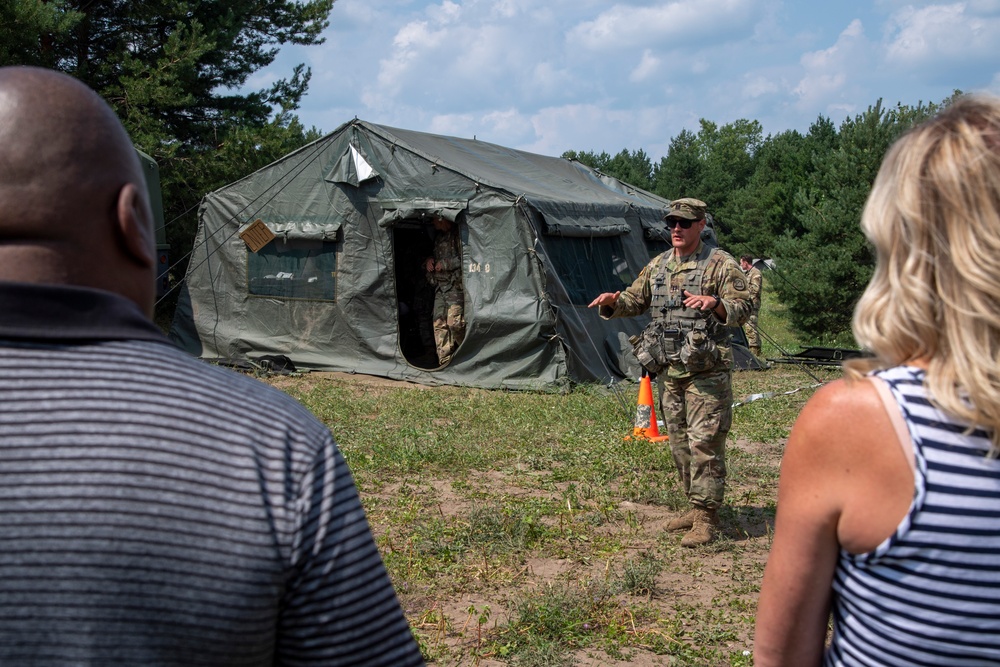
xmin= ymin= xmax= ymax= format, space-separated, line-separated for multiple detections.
xmin=788 ymin=375 xmax=908 ymax=472
xmin=789 ymin=374 xmax=916 ymax=553
xmin=797 ymin=376 xmax=884 ymax=430
xmin=799 ymin=366 xmax=924 ymax=433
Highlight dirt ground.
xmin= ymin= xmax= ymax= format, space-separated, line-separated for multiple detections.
xmin=274 ymin=372 xmax=782 ymax=666
xmin=391 ymin=438 xmax=777 ymax=666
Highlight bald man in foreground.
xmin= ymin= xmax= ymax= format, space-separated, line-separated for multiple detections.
xmin=0 ymin=67 xmax=424 ymax=666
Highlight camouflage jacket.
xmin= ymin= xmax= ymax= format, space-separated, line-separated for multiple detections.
xmin=427 ymin=227 xmax=464 ymax=304
xmin=745 ymin=265 xmax=762 ymax=312
xmin=599 ymin=242 xmax=751 ymax=377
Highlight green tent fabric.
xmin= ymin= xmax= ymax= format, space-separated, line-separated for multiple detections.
xmin=169 ymin=119 xmax=722 ymax=389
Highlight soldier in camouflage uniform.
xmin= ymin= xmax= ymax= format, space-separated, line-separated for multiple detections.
xmin=589 ymin=198 xmax=751 ymax=547
xmin=425 ymin=216 xmax=465 ymax=366
xmin=740 ymin=255 xmax=763 ymax=357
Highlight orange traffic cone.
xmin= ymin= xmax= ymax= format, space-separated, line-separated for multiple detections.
xmin=626 ymin=375 xmax=668 ymax=442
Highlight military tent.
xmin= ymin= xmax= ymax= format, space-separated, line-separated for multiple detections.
xmin=170 ymin=119 xmax=748 ymax=389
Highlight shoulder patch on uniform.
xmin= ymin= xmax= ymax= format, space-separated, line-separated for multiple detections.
xmin=734 ymin=278 xmax=747 ymax=291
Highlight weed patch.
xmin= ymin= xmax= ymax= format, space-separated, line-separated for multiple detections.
xmin=266 ymin=362 xmax=841 ymax=665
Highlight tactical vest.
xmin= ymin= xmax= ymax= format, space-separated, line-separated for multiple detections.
xmin=651 ymin=245 xmax=728 ymax=339
xmin=631 ymin=245 xmax=729 ymax=374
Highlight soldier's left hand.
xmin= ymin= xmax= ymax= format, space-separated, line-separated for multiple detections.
xmin=682 ymin=290 xmax=718 ymax=311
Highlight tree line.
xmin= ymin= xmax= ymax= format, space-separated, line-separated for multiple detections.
xmin=1 ymin=1 xmax=956 ymax=344
xmin=565 ymin=96 xmax=957 ymax=346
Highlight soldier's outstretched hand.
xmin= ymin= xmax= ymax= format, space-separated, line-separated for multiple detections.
xmin=589 ymin=291 xmax=621 ymax=308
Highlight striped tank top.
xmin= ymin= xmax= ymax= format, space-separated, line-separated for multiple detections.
xmin=826 ymin=365 xmax=1000 ymax=666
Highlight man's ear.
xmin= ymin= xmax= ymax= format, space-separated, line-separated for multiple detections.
xmin=116 ymin=182 xmax=155 ymax=269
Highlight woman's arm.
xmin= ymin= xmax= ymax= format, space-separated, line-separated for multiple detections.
xmin=753 ymin=382 xmax=844 ymax=667
xmin=754 ymin=377 xmax=913 ymax=666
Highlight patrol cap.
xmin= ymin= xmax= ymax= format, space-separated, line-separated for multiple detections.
xmin=664 ymin=198 xmax=707 ymax=221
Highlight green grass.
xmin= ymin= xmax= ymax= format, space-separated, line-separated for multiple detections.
xmin=756 ymin=271 xmax=862 ymax=352
xmin=756 ymin=271 xmax=808 ymax=358
xmin=112 ymin=232 xmax=855 ymax=665
xmin=265 ymin=356 xmax=841 ymax=666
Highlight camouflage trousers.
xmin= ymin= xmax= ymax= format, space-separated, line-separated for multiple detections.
xmin=744 ymin=311 xmax=760 ymax=355
xmin=432 ymin=300 xmax=465 ymax=366
xmin=657 ymin=368 xmax=732 ymax=510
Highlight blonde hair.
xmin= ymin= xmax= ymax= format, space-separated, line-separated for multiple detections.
xmin=849 ymin=94 xmax=1000 ymax=450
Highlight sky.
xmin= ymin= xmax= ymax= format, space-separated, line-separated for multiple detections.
xmin=247 ymin=0 xmax=1000 ymax=161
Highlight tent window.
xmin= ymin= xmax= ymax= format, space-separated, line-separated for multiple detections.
xmin=247 ymin=239 xmax=338 ymax=301
xmin=546 ymin=236 xmax=634 ymax=305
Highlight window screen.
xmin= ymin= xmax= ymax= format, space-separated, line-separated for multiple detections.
xmin=247 ymin=239 xmax=338 ymax=301
xmin=545 ymin=236 xmax=634 ymax=305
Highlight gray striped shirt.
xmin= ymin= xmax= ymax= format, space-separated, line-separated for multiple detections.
xmin=0 ymin=282 xmax=423 ymax=666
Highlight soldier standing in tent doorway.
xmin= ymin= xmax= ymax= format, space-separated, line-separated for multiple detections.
xmin=740 ymin=255 xmax=763 ymax=358
xmin=588 ymin=198 xmax=751 ymax=547
xmin=424 ymin=215 xmax=466 ymax=366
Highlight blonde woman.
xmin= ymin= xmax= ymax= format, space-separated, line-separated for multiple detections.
xmin=754 ymin=95 xmax=1000 ymax=666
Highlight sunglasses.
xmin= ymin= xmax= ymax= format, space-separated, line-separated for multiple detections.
xmin=665 ymin=218 xmax=697 ymax=229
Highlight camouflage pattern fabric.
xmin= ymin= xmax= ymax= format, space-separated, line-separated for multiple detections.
xmin=658 ymin=368 xmax=731 ymax=509
xmin=745 ymin=311 xmax=760 ymax=355
xmin=744 ymin=265 xmax=762 ymax=355
xmin=599 ymin=240 xmax=750 ymax=511
xmin=428 ymin=226 xmax=465 ymax=365
xmin=600 ymin=242 xmax=751 ymax=379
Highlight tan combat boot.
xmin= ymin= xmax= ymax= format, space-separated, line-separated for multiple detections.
xmin=680 ymin=508 xmax=718 ymax=548
xmin=665 ymin=509 xmax=697 ymax=531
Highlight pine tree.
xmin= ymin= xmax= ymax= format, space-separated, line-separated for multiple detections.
xmin=652 ymin=129 xmax=702 ymax=200
xmin=772 ymin=100 xmax=940 ymax=343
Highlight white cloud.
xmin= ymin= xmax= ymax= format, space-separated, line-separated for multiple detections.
xmin=796 ymin=73 xmax=849 ymax=103
xmin=883 ymin=3 xmax=1000 ymax=67
xmin=629 ymin=50 xmax=661 ymax=82
xmin=425 ymin=108 xmax=533 ymax=149
xmin=249 ymin=0 xmax=1000 ymax=163
xmin=531 ymin=62 xmax=575 ymax=95
xmin=393 ymin=19 xmax=437 ymax=50
xmin=742 ymin=74 xmax=780 ymax=98
xmin=427 ymin=112 xmax=478 ymax=137
xmin=519 ymin=103 xmax=681 ymax=157
xmin=482 ymin=108 xmax=536 ymax=143
xmin=690 ymin=58 xmax=710 ymax=75
xmin=524 ymin=104 xmax=623 ymax=156
xmin=491 ymin=0 xmax=532 ymax=19
xmin=449 ymin=25 xmax=517 ymax=79
xmin=333 ymin=0 xmax=381 ymax=24
xmin=361 ymin=0 xmax=778 ymax=137
xmin=366 ymin=3 xmax=555 ymax=112
xmin=568 ymin=0 xmax=759 ymax=51
xmin=793 ymin=19 xmax=870 ymax=109
xmin=428 ymin=0 xmax=462 ymax=23
xmin=372 ymin=20 xmax=437 ymax=99
xmin=827 ymin=102 xmax=857 ymax=117
xmin=800 ymin=18 xmax=864 ymax=70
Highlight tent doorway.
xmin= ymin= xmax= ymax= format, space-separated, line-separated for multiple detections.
xmin=393 ymin=222 xmax=438 ymax=369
